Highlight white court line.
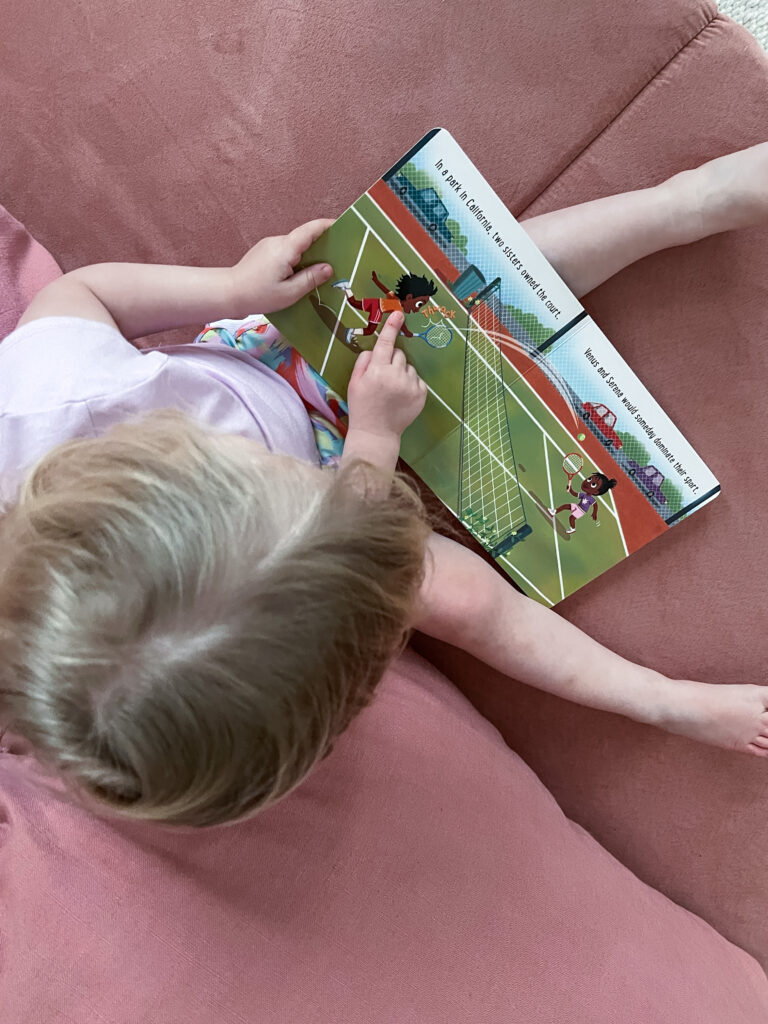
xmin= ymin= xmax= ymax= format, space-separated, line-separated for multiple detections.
xmin=429 ymin=489 xmax=555 ymax=605
xmin=414 ymin=371 xmax=557 ymax=605
xmin=455 ymin=313 xmax=619 ymax=527
xmin=319 ymin=223 xmax=539 ymax=532
xmin=453 ymin=308 xmax=620 ymax=528
xmin=320 ymin=226 xmax=370 ymax=377
xmin=603 ymin=486 xmax=627 ymax=553
xmin=422 ymin=373 xmax=533 ymax=503
xmin=350 ymin=199 xmax=627 ymax=551
xmin=351 ymin=204 xmax=571 ymax=455
xmin=543 ymin=438 xmax=565 ymax=601
xmin=309 ymin=206 xmax=559 ymax=602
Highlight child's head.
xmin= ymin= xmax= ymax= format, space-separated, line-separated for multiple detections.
xmin=394 ymin=272 xmax=438 ymax=313
xmin=582 ymin=472 xmax=617 ymax=496
xmin=0 ymin=412 xmax=429 ymax=827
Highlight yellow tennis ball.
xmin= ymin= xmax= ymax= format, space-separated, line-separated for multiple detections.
xmin=577 ymin=432 xmax=586 ymax=441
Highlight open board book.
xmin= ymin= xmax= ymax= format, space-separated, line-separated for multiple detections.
xmin=268 ymin=128 xmax=719 ymax=607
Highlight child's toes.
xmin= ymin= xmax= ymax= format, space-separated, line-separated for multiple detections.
xmin=751 ymin=735 xmax=768 ymax=748
xmin=747 ymin=742 xmax=768 ymax=758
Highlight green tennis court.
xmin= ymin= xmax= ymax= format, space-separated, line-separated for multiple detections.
xmin=269 ymin=192 xmax=629 ymax=605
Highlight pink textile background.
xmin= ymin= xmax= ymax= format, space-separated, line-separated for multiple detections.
xmin=2 ymin=651 xmax=767 ymax=1023
xmin=1 ymin=0 xmax=767 ymax=998
xmin=0 ymin=0 xmax=720 ymax=275
xmin=3 ymin=202 xmax=765 ymax=1021
xmin=0 ymin=204 xmax=59 ymax=339
xmin=418 ymin=8 xmax=768 ymax=968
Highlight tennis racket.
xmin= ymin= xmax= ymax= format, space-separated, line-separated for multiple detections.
xmin=413 ymin=322 xmax=453 ymax=349
xmin=562 ymin=452 xmax=583 ymax=490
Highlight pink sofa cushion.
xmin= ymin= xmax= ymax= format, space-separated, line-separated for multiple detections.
xmin=2 ymin=650 xmax=766 ymax=1023
xmin=0 ymin=202 xmax=60 ymax=340
xmin=418 ymin=12 xmax=768 ymax=971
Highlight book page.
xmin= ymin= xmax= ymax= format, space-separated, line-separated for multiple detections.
xmin=268 ymin=129 xmax=719 ymax=605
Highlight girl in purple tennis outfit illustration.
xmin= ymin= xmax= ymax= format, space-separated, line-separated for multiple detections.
xmin=549 ymin=472 xmax=617 ymax=534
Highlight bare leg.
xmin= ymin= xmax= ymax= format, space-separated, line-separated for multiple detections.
xmin=520 ymin=142 xmax=768 ymax=297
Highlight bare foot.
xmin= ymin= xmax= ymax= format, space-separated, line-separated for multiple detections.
xmin=663 ymin=141 xmax=768 ymax=241
xmin=656 ymin=679 xmax=768 ymax=757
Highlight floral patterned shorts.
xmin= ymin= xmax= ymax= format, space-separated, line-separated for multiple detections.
xmin=194 ymin=315 xmax=347 ymax=466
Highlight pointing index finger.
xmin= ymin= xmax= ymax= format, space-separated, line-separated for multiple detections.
xmin=370 ymin=312 xmax=403 ymax=364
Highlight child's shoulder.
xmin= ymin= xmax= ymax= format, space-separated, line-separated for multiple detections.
xmin=0 ymin=317 xmax=156 ymax=414
xmin=0 ymin=316 xmax=166 ymax=504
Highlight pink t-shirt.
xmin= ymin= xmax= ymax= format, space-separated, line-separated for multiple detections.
xmin=0 ymin=316 xmax=319 ymax=505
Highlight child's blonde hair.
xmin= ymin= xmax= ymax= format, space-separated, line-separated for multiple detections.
xmin=0 ymin=412 xmax=429 ymax=827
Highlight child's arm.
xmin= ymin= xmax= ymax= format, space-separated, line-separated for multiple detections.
xmin=338 ymin=319 xmax=662 ymax=725
xmin=371 ymin=270 xmax=390 ymax=295
xmin=342 ymin=312 xmax=426 ymax=474
xmin=414 ymin=532 xmax=670 ymax=727
xmin=338 ymin=322 xmax=768 ymax=754
xmin=18 ymin=220 xmax=335 ymax=339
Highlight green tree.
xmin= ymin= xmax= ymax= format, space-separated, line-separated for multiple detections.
xmin=400 ymin=160 xmax=438 ymax=192
xmin=400 ymin=163 xmax=469 ymax=254
xmin=502 ymin=301 xmax=553 ymax=348
xmin=659 ymin=479 xmax=684 ymax=513
xmin=616 ymin=431 xmax=652 ymax=467
xmin=445 ymin=217 xmax=468 ymax=253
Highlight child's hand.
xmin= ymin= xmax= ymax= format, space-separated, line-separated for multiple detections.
xmin=348 ymin=313 xmax=427 ymax=437
xmin=231 ymin=219 xmax=335 ymax=314
xmin=342 ymin=312 xmax=427 ymax=473
xmin=17 ymin=218 xmax=335 ymax=339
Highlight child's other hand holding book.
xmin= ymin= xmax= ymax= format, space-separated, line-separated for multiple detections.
xmin=230 ymin=218 xmax=335 ymax=315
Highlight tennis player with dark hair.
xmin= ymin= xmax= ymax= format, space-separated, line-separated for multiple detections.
xmin=549 ymin=471 xmax=617 ymax=534
xmin=334 ymin=269 xmax=437 ymax=347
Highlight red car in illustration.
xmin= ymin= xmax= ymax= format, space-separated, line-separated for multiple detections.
xmin=582 ymin=402 xmax=623 ymax=450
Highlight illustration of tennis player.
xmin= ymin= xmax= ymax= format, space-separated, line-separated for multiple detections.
xmin=333 ymin=270 xmax=438 ymax=349
xmin=548 ymin=463 xmax=617 ymax=534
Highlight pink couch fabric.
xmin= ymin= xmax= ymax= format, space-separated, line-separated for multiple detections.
xmin=0 ymin=203 xmax=60 ymax=340
xmin=2 ymin=652 xmax=767 ymax=1023
xmin=2 ymin=164 xmax=765 ymax=1024
xmin=2 ymin=0 xmax=768 ymax=1010
xmin=0 ymin=0 xmax=723 ymax=275
xmin=418 ymin=6 xmax=768 ymax=970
